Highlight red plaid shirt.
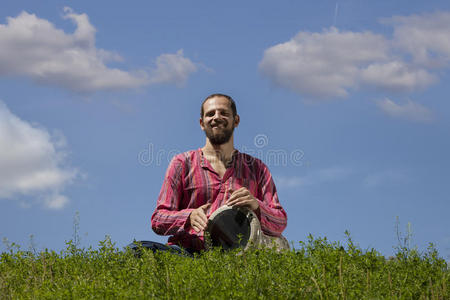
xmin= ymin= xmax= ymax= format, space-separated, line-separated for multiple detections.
xmin=151 ymin=149 xmax=287 ymax=250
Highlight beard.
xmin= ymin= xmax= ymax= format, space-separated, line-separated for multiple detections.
xmin=204 ymin=120 xmax=235 ymax=145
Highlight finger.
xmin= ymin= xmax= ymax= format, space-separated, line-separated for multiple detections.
xmin=228 ymin=195 xmax=253 ymax=206
xmin=193 ymin=224 xmax=205 ymax=232
xmin=190 ymin=211 xmax=206 ymax=227
xmin=227 ymin=188 xmax=240 ymax=198
xmin=228 ymin=186 xmax=245 ymax=195
xmin=228 ymin=199 xmax=243 ymax=207
xmin=199 ymin=209 xmax=209 ymax=222
xmin=227 ymin=190 xmax=249 ymax=203
xmin=200 ymin=203 xmax=211 ymax=211
xmin=192 ymin=205 xmax=209 ymax=220
xmin=227 ymin=197 xmax=245 ymax=206
xmin=231 ymin=200 xmax=252 ymax=208
xmin=237 ymin=198 xmax=259 ymax=210
xmin=192 ymin=217 xmax=207 ymax=231
xmin=192 ymin=224 xmax=200 ymax=232
xmin=194 ymin=215 xmax=208 ymax=228
xmin=227 ymin=189 xmax=247 ymax=201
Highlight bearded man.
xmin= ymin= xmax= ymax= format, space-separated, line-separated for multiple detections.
xmin=150 ymin=94 xmax=287 ymax=253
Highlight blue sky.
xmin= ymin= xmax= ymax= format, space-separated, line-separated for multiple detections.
xmin=0 ymin=1 xmax=449 ymax=259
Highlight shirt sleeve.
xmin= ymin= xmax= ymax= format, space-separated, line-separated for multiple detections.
xmin=151 ymin=155 xmax=194 ymax=236
xmin=256 ymin=162 xmax=287 ymax=236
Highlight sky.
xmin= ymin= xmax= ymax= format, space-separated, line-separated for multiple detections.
xmin=0 ymin=0 xmax=449 ymax=259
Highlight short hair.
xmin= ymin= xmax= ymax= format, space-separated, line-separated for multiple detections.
xmin=200 ymin=93 xmax=237 ymax=118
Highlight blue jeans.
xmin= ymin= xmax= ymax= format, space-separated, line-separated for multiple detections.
xmin=126 ymin=240 xmax=195 ymax=257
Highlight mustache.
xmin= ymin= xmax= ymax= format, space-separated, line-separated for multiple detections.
xmin=211 ymin=120 xmax=227 ymax=126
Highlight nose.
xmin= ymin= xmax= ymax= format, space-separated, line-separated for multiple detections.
xmin=212 ymin=111 xmax=222 ymax=120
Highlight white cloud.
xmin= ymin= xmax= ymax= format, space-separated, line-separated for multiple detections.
xmin=149 ymin=50 xmax=198 ymax=86
xmin=360 ymin=61 xmax=436 ymax=92
xmin=0 ymin=8 xmax=198 ymax=93
xmin=259 ymin=27 xmax=389 ymax=99
xmin=44 ymin=194 xmax=69 ymax=210
xmin=276 ymin=166 xmax=350 ymax=189
xmin=376 ymin=98 xmax=434 ymax=122
xmin=260 ymin=12 xmax=450 ymax=100
xmin=387 ymin=12 xmax=450 ymax=67
xmin=0 ymin=100 xmax=76 ymax=209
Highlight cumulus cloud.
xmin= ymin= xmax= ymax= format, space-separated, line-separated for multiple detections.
xmin=260 ymin=28 xmax=389 ymax=98
xmin=376 ymin=98 xmax=434 ymax=122
xmin=360 ymin=61 xmax=436 ymax=92
xmin=0 ymin=100 xmax=76 ymax=209
xmin=387 ymin=12 xmax=450 ymax=67
xmin=0 ymin=8 xmax=198 ymax=93
xmin=149 ymin=50 xmax=198 ymax=86
xmin=260 ymin=11 xmax=450 ymax=101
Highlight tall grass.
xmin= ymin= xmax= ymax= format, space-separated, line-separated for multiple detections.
xmin=1 ymin=234 xmax=448 ymax=299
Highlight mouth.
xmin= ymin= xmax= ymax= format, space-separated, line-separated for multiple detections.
xmin=211 ymin=123 xmax=225 ymax=129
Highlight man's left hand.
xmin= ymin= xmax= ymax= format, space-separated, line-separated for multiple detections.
xmin=226 ymin=187 xmax=259 ymax=211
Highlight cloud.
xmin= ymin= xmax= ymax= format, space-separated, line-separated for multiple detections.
xmin=363 ymin=169 xmax=410 ymax=188
xmin=376 ymin=98 xmax=434 ymax=122
xmin=276 ymin=166 xmax=350 ymax=189
xmin=278 ymin=167 xmax=410 ymax=190
xmin=259 ymin=12 xmax=450 ymax=100
xmin=387 ymin=12 xmax=450 ymax=67
xmin=360 ymin=61 xmax=436 ymax=92
xmin=0 ymin=8 xmax=198 ymax=93
xmin=259 ymin=27 xmax=389 ymax=98
xmin=275 ymin=176 xmax=311 ymax=188
xmin=149 ymin=50 xmax=198 ymax=87
xmin=0 ymin=100 xmax=76 ymax=209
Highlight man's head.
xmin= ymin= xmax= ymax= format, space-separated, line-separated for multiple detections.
xmin=200 ymin=94 xmax=239 ymax=145
xmin=201 ymin=94 xmax=237 ymax=119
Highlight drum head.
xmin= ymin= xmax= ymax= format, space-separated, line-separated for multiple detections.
xmin=207 ymin=206 xmax=251 ymax=250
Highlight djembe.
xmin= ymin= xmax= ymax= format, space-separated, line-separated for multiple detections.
xmin=206 ymin=205 xmax=289 ymax=251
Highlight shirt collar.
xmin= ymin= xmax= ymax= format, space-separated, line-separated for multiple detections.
xmin=198 ymin=148 xmax=240 ymax=169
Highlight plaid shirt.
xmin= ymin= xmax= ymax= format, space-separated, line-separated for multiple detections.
xmin=151 ymin=149 xmax=287 ymax=250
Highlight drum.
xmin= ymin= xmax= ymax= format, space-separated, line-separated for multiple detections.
xmin=206 ymin=205 xmax=290 ymax=251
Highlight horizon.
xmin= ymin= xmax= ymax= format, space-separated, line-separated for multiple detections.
xmin=0 ymin=1 xmax=449 ymax=260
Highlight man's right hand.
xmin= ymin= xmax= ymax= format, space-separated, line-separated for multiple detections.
xmin=189 ymin=203 xmax=211 ymax=232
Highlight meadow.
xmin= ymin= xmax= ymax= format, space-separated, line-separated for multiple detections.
xmin=1 ymin=233 xmax=448 ymax=299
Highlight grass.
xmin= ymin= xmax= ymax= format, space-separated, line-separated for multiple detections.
xmin=1 ymin=233 xmax=448 ymax=299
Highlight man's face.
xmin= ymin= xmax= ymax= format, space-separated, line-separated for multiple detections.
xmin=200 ymin=96 xmax=239 ymax=145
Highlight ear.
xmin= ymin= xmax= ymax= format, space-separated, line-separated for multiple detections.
xmin=199 ymin=117 xmax=205 ymax=131
xmin=233 ymin=114 xmax=240 ymax=128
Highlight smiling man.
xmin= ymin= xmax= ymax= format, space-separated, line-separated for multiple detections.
xmin=151 ymin=93 xmax=287 ymax=253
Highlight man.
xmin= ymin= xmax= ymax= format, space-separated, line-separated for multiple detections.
xmin=151 ymin=94 xmax=287 ymax=252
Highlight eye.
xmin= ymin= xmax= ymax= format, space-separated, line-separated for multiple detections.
xmin=219 ymin=109 xmax=230 ymax=116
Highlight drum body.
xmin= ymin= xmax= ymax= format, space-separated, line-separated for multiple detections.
xmin=206 ymin=205 xmax=289 ymax=251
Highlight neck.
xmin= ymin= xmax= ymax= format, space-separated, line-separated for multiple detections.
xmin=202 ymin=137 xmax=235 ymax=162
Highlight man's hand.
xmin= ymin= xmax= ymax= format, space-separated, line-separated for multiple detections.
xmin=189 ymin=203 xmax=211 ymax=232
xmin=226 ymin=187 xmax=260 ymax=211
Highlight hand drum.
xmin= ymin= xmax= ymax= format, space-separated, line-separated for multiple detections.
xmin=206 ymin=205 xmax=260 ymax=251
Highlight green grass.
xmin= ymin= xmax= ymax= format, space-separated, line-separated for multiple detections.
xmin=1 ymin=235 xmax=448 ymax=299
